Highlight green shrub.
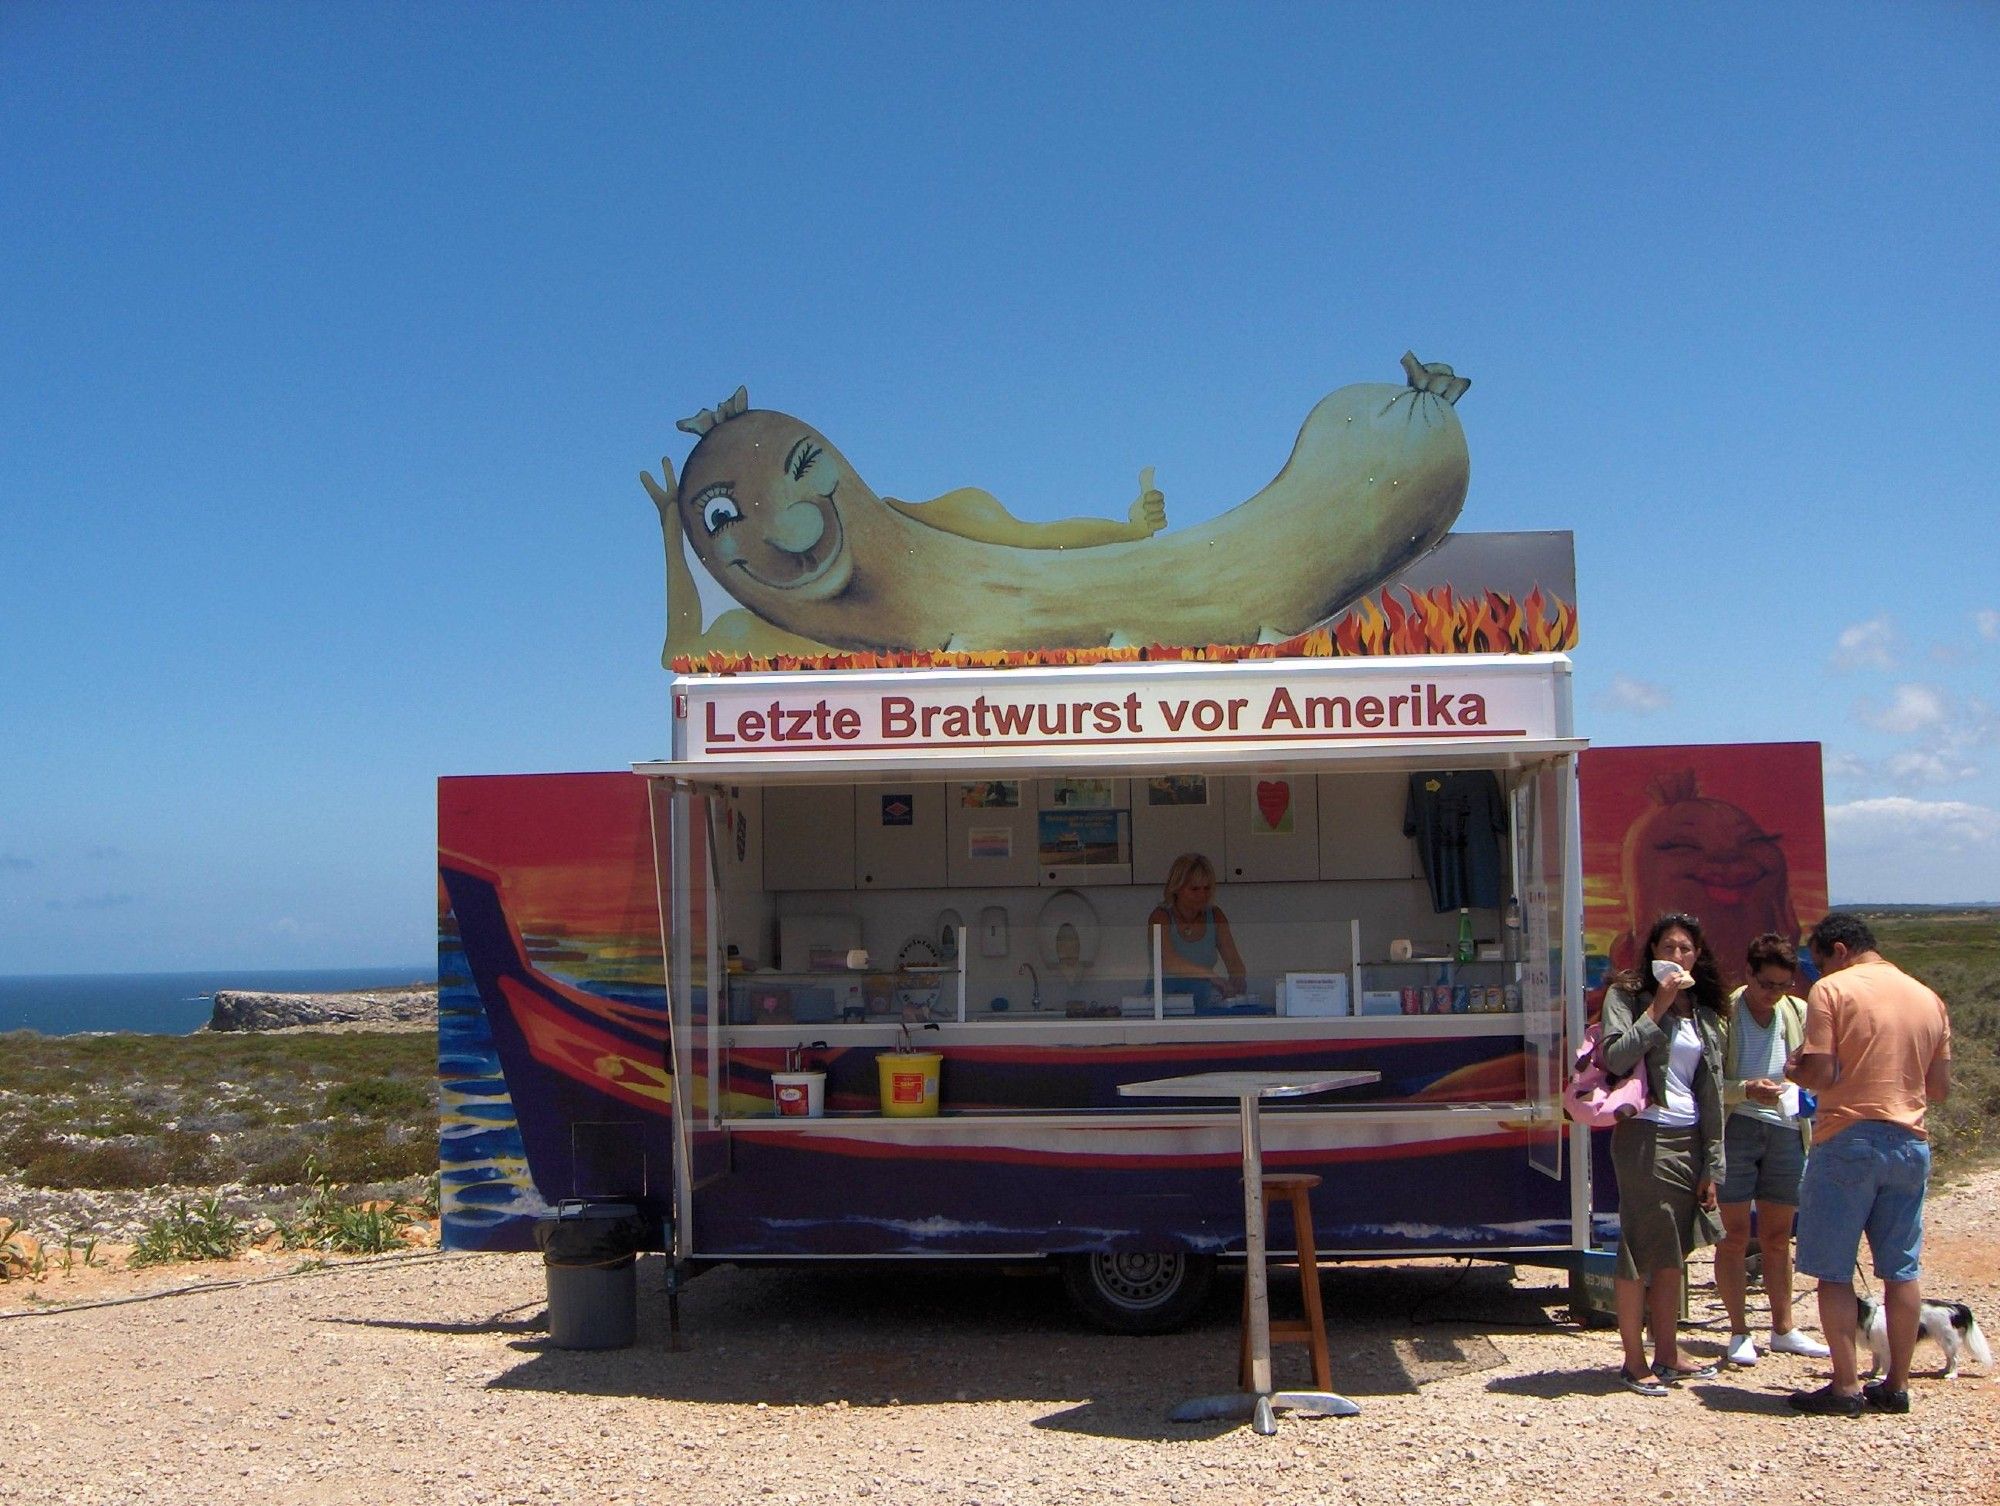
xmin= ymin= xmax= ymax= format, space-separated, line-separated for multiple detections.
xmin=324 ymin=1077 xmax=429 ymax=1118
xmin=280 ymin=1163 xmax=415 ymax=1254
xmin=129 ymin=1198 xmax=245 ymax=1266
xmin=318 ymin=1123 xmax=437 ymax=1183
xmin=12 ymin=1134 xmax=160 ymax=1190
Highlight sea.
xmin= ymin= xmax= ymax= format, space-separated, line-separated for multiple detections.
xmin=0 ymin=966 xmax=436 ymax=1037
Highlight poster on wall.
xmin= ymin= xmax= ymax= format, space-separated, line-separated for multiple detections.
xmin=959 ymin=780 xmax=1019 ymax=809
xmin=1247 ymin=779 xmax=1295 ymax=835
xmin=1580 ymin=743 xmax=1827 ymax=993
xmin=1047 ymin=778 xmax=1114 ymax=809
xmin=1145 ymin=775 xmax=1208 ymax=806
xmin=1038 ymin=810 xmax=1122 ymax=868
xmin=644 ymin=364 xmax=1579 ymax=673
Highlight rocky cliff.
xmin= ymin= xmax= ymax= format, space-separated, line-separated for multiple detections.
xmin=204 ymin=986 xmax=437 ymax=1032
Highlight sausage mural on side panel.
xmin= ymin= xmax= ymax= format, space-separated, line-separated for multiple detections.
xmin=1580 ymin=746 xmax=1829 ymax=996
xmin=641 ymin=352 xmax=1472 ymax=666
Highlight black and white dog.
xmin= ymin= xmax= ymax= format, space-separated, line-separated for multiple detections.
xmin=1856 ymin=1297 xmax=1993 ymax=1379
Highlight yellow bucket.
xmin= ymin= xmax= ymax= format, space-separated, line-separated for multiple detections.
xmin=876 ymin=1051 xmax=943 ymax=1117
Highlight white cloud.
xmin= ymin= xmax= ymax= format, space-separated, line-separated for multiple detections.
xmin=1881 ymin=750 xmax=1978 ymax=785
xmin=1822 ymin=752 xmax=1871 ymax=782
xmin=1856 ymin=683 xmax=1949 ymax=735
xmin=1826 ymin=797 xmax=2000 ymax=850
xmin=1978 ymin=608 xmax=2000 ymax=644
xmin=1831 ymin=615 xmax=1898 ymax=671
xmin=1600 ymin=674 xmax=1671 ymax=713
xmin=1825 ymin=797 xmax=2000 ymax=900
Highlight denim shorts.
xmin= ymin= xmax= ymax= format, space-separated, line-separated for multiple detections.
xmin=1720 ymin=1113 xmax=1806 ymax=1205
xmin=1794 ymin=1120 xmax=1931 ymax=1283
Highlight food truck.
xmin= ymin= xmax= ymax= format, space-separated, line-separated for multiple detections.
xmin=437 ymin=361 xmax=1826 ymax=1331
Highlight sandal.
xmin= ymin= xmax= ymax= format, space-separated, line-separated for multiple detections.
xmin=1655 ymin=1361 xmax=1719 ymax=1384
xmin=1620 ymin=1368 xmax=1670 ymax=1397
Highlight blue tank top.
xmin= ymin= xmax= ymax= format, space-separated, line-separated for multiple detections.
xmin=1165 ymin=909 xmax=1220 ymax=972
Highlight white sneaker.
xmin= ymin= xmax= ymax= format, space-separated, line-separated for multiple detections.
xmin=1770 ymin=1329 xmax=1831 ymax=1358
xmin=1726 ymin=1333 xmax=1758 ymax=1366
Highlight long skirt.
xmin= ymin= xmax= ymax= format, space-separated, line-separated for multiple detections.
xmin=1611 ymin=1119 xmax=1721 ymax=1280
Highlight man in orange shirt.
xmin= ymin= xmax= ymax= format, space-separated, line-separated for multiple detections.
xmin=1785 ymin=913 xmax=1952 ymax=1416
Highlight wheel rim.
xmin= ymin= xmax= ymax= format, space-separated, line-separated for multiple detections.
xmin=1087 ymin=1251 xmax=1185 ymax=1312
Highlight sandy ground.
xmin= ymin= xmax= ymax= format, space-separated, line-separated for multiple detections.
xmin=4 ymin=1167 xmax=1996 ymax=1506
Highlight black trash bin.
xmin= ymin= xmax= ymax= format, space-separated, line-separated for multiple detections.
xmin=534 ymin=1201 xmax=648 ymax=1350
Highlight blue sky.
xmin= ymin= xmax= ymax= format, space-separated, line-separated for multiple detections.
xmin=2 ymin=4 xmax=1995 ymax=971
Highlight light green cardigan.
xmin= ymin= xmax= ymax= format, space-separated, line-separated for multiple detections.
xmin=1720 ymin=988 xmax=1811 ymax=1150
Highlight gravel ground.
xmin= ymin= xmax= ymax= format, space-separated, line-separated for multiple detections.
xmin=5 ymin=1166 xmax=1996 ymax=1506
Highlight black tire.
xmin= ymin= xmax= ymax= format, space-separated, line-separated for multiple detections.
xmin=1060 ymin=1250 xmax=1216 ymax=1334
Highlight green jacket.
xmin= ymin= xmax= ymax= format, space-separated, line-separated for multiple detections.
xmin=1721 ymin=988 xmax=1812 ymax=1150
xmin=1600 ymin=986 xmax=1727 ymax=1184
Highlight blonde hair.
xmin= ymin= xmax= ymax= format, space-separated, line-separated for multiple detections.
xmin=1162 ymin=852 xmax=1217 ymax=907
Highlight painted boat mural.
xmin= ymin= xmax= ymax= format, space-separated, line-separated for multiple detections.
xmin=439 ymin=771 xmax=1573 ymax=1256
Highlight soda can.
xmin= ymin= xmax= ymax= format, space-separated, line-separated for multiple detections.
xmin=1503 ymin=983 xmax=1521 ymax=1012
xmin=1430 ymin=985 xmax=1454 ymax=1014
xmin=1452 ymin=983 xmax=1471 ymax=1013
xmin=1485 ymin=985 xmax=1504 ymax=1012
xmin=1401 ymin=986 xmax=1423 ymax=1015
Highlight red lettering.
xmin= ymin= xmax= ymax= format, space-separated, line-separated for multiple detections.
xmin=1356 ymin=696 xmax=1383 ymax=728
xmin=1306 ymin=695 xmax=1350 ymax=727
xmin=1192 ymin=700 xmax=1225 ymax=732
xmin=739 ymin=709 xmax=767 ymax=741
xmin=1423 ymin=683 xmax=1457 ymax=726
xmin=832 ymin=707 xmax=860 ymax=739
xmin=1123 ymin=693 xmax=1142 ymax=732
xmin=706 ymin=702 xmax=736 ymax=744
xmin=882 ymin=696 xmax=915 ymax=737
xmin=1262 ymin=688 xmax=1300 ymax=730
xmin=1458 ymin=693 xmax=1487 ymax=726
xmin=1227 ymin=698 xmax=1249 ymax=730
xmin=991 ymin=702 xmax=1034 ymax=736
xmin=1093 ymin=700 xmax=1123 ymax=734
xmin=1159 ymin=699 xmax=1191 ymax=731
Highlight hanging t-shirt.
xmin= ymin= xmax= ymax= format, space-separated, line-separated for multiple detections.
xmin=1403 ymin=770 xmax=1506 ymax=913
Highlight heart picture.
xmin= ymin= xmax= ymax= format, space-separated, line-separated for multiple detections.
xmin=1254 ymin=780 xmax=1293 ymax=834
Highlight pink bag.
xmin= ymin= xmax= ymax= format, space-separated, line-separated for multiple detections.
xmin=1562 ymin=1023 xmax=1649 ymax=1127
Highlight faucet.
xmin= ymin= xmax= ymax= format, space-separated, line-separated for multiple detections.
xmin=1017 ymin=960 xmax=1042 ymax=1011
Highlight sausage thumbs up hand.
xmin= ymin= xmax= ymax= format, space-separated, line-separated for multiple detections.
xmin=1128 ymin=466 xmax=1167 ymax=535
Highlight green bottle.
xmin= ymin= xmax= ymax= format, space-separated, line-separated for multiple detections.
xmin=1455 ymin=907 xmax=1475 ymax=963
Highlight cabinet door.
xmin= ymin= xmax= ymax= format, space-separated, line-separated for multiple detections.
xmin=1221 ymin=774 xmax=1320 ymax=883
xmin=1130 ymin=775 xmax=1225 ymax=894
xmin=947 ymin=779 xmax=1040 ymax=887
xmin=762 ymin=785 xmax=856 ymax=891
xmin=854 ymin=784 xmax=948 ymax=890
xmin=1318 ymin=772 xmax=1422 ymax=880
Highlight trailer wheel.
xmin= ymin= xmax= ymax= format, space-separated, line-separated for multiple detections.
xmin=1061 ymin=1251 xmax=1215 ymax=1334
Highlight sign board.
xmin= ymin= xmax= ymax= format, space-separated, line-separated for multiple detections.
xmin=669 ymin=655 xmax=1570 ymax=769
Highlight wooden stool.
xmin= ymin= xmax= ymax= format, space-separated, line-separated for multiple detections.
xmin=1240 ymin=1173 xmax=1331 ymax=1391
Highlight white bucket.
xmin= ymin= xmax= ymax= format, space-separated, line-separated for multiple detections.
xmin=772 ymin=1070 xmax=826 ymax=1118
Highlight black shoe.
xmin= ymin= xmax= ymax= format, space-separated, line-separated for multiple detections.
xmin=1789 ymin=1384 xmax=1865 ymax=1417
xmin=1862 ymin=1380 xmax=1910 ymax=1414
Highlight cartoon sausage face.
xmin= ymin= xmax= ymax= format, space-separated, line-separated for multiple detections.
xmin=1616 ymin=771 xmax=1799 ymax=987
xmin=676 ymin=412 xmax=861 ymax=605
